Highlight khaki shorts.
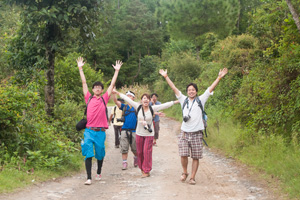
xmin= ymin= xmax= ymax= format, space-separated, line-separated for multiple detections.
xmin=120 ymin=130 xmax=137 ymax=154
xmin=178 ymin=130 xmax=203 ymax=159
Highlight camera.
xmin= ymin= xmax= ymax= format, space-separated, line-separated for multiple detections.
xmin=117 ymin=116 xmax=125 ymax=122
xmin=144 ymin=124 xmax=152 ymax=133
xmin=183 ymin=115 xmax=191 ymax=122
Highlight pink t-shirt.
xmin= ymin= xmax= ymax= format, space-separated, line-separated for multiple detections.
xmin=85 ymin=91 xmax=110 ymax=129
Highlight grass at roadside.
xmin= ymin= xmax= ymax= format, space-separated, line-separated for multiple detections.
xmin=0 ymin=152 xmax=83 ymax=194
xmin=206 ymin=110 xmax=300 ymax=199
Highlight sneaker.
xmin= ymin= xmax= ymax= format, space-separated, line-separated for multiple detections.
xmin=122 ymin=161 xmax=128 ymax=170
xmin=95 ymin=174 xmax=102 ymax=181
xmin=133 ymin=156 xmax=138 ymax=167
xmin=84 ymin=179 xmax=92 ymax=185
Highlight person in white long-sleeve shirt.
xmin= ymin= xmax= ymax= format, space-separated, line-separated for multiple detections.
xmin=113 ymin=89 xmax=179 ymax=178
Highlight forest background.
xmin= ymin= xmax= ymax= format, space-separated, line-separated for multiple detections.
xmin=0 ymin=0 xmax=300 ymax=198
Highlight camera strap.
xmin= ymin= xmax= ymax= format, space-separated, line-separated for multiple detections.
xmin=141 ymin=107 xmax=153 ymax=128
xmin=186 ymin=98 xmax=196 ymax=116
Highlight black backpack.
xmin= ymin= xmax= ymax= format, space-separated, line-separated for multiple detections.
xmin=136 ymin=105 xmax=154 ymax=119
xmin=182 ymin=96 xmax=208 ymax=146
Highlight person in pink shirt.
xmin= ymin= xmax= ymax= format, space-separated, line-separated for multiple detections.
xmin=76 ymin=57 xmax=123 ymax=185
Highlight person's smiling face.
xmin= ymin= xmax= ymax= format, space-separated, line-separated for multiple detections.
xmin=187 ymin=85 xmax=197 ymax=99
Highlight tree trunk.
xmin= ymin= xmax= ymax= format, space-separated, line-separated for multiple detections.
xmin=45 ymin=47 xmax=55 ymax=117
xmin=286 ymin=0 xmax=300 ymax=35
xmin=45 ymin=23 xmax=56 ymax=117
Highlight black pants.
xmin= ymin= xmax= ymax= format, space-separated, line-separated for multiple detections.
xmin=113 ymin=125 xmax=122 ymax=146
xmin=85 ymin=158 xmax=104 ymax=179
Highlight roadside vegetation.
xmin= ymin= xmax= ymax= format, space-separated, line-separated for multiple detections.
xmin=1 ymin=0 xmax=300 ymax=198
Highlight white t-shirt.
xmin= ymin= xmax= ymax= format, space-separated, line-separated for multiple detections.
xmin=177 ymin=88 xmax=213 ymax=132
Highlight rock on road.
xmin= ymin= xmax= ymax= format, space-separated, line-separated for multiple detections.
xmin=1 ymin=109 xmax=279 ymax=200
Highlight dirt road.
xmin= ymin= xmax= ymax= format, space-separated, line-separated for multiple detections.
xmin=1 ymin=112 xmax=281 ymax=200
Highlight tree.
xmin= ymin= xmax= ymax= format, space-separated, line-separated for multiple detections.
xmin=113 ymin=0 xmax=163 ymax=84
xmin=157 ymin=0 xmax=239 ymax=42
xmin=285 ymin=0 xmax=300 ymax=34
xmin=5 ymin=0 xmax=104 ymax=117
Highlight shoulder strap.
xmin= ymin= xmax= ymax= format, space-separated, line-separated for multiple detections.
xmin=84 ymin=95 xmax=93 ymax=116
xmin=114 ymin=106 xmax=116 ymax=116
xmin=101 ymin=96 xmax=108 ymax=122
xmin=136 ymin=105 xmax=154 ymax=118
xmin=136 ymin=105 xmax=142 ymax=116
xmin=149 ymin=105 xmax=154 ymax=118
xmin=195 ymin=96 xmax=204 ymax=112
xmin=195 ymin=96 xmax=208 ymax=138
xmin=182 ymin=97 xmax=189 ymax=110
xmin=122 ymin=104 xmax=133 ymax=116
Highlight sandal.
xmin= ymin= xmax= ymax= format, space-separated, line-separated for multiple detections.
xmin=188 ymin=178 xmax=196 ymax=185
xmin=141 ymin=172 xmax=150 ymax=178
xmin=180 ymin=173 xmax=189 ymax=182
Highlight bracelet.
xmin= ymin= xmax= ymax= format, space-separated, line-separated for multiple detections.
xmin=164 ymin=75 xmax=168 ymax=78
xmin=79 ymin=68 xmax=83 ymax=71
xmin=218 ymin=77 xmax=222 ymax=80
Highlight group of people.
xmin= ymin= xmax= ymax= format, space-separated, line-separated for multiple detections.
xmin=77 ymin=57 xmax=228 ymax=185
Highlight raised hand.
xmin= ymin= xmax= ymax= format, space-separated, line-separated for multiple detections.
xmin=76 ymin=57 xmax=85 ymax=69
xmin=159 ymin=69 xmax=168 ymax=78
xmin=157 ymin=112 xmax=166 ymax=117
xmin=218 ymin=68 xmax=228 ymax=78
xmin=112 ymin=87 xmax=119 ymax=95
xmin=112 ymin=60 xmax=123 ymax=71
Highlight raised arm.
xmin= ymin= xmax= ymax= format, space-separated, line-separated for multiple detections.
xmin=113 ymin=89 xmax=139 ymax=109
xmin=209 ymin=68 xmax=228 ymax=93
xmin=112 ymin=92 xmax=122 ymax=108
xmin=159 ymin=69 xmax=180 ymax=97
xmin=107 ymin=60 xmax=123 ymax=96
xmin=77 ymin=57 xmax=89 ymax=96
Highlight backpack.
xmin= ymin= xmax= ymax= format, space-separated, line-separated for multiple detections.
xmin=136 ymin=105 xmax=154 ymax=119
xmin=182 ymin=96 xmax=208 ymax=146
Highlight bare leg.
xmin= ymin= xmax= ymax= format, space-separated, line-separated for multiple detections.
xmin=190 ymin=158 xmax=199 ymax=180
xmin=181 ymin=156 xmax=188 ymax=174
xmin=122 ymin=153 xmax=128 ymax=160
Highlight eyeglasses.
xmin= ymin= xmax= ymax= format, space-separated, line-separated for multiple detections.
xmin=93 ymin=86 xmax=102 ymax=89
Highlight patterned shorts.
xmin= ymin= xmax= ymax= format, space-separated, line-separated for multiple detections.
xmin=178 ymin=130 xmax=203 ymax=159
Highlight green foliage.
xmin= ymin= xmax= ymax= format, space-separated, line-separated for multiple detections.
xmin=139 ymin=55 xmax=161 ymax=88
xmin=158 ymin=0 xmax=239 ymax=41
xmin=198 ymin=32 xmax=219 ymax=60
xmin=55 ymin=52 xmax=105 ymax=104
xmin=207 ymin=113 xmax=300 ymax=199
xmin=0 ymin=2 xmax=20 ymax=79
xmin=119 ymin=83 xmax=151 ymax=100
xmin=0 ymin=84 xmax=38 ymax=129
xmin=0 ymin=78 xmax=83 ymax=174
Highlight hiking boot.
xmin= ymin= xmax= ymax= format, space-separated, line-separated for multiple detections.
xmin=134 ymin=156 xmax=138 ymax=167
xmin=122 ymin=161 xmax=128 ymax=170
xmin=84 ymin=179 xmax=92 ymax=185
xmin=95 ymin=174 xmax=102 ymax=181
